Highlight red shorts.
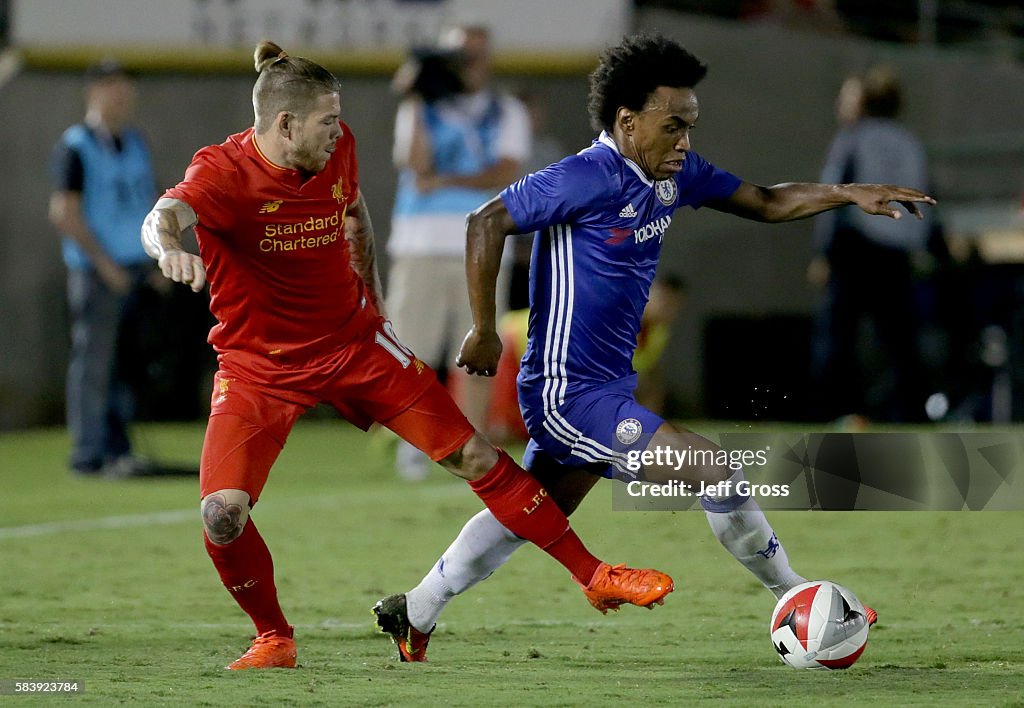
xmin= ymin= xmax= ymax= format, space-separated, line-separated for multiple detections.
xmin=199 ymin=318 xmax=475 ymax=501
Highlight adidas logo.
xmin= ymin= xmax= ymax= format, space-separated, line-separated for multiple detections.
xmin=619 ymin=203 xmax=637 ymax=218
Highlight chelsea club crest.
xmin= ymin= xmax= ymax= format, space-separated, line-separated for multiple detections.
xmin=615 ymin=418 xmax=643 ymax=445
xmin=655 ymin=179 xmax=677 ymax=206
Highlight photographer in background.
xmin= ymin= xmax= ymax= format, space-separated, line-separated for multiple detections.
xmin=386 ymin=25 xmax=532 ymax=480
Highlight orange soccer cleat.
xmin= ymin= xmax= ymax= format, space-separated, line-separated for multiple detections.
xmin=576 ymin=562 xmax=674 ymax=614
xmin=225 ymin=627 xmax=297 ymax=670
xmin=864 ymin=606 xmax=878 ymax=627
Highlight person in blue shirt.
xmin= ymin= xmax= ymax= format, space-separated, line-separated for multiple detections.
xmin=374 ymin=33 xmax=932 ymax=661
xmin=49 ymin=60 xmax=158 ymax=477
xmin=808 ymin=66 xmax=930 ymax=423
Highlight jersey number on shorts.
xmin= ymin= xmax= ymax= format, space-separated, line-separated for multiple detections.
xmin=375 ymin=321 xmax=416 ymax=368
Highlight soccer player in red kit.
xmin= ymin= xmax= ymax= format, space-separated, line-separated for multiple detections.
xmin=140 ymin=41 xmax=672 ymax=670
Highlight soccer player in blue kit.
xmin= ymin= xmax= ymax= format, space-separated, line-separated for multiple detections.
xmin=374 ymin=33 xmax=933 ymax=661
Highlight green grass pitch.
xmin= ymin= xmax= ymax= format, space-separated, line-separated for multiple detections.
xmin=1 ymin=421 xmax=1022 ymax=706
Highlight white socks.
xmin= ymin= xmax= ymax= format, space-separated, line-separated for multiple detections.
xmin=406 ymin=473 xmax=806 ymax=632
xmin=405 ymin=509 xmax=526 ymax=633
xmin=703 ymin=494 xmax=805 ymax=600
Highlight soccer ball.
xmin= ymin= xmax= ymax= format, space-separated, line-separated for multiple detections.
xmin=770 ymin=580 xmax=870 ymax=669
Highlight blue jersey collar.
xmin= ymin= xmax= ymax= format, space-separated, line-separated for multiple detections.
xmin=597 ymin=131 xmax=654 ymax=187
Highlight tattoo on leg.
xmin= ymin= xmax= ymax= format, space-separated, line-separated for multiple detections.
xmin=202 ymin=494 xmax=245 ymax=544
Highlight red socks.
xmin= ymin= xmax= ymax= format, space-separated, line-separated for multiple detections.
xmin=204 ymin=453 xmax=604 ymax=637
xmin=469 ymin=450 xmax=601 ymax=582
xmin=204 ymin=520 xmax=292 ymax=638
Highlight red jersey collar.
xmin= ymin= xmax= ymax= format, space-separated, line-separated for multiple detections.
xmin=240 ymin=124 xmax=346 ymax=187
xmin=247 ymin=130 xmax=293 ymax=173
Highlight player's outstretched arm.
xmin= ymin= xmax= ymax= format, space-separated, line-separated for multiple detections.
xmin=141 ymin=197 xmax=206 ymax=292
xmin=344 ymin=190 xmax=387 ymax=318
xmin=457 ymin=196 xmax=519 ymax=377
xmin=707 ymin=181 xmax=935 ymax=223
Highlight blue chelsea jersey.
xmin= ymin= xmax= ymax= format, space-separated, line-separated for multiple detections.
xmin=501 ymin=131 xmax=741 ymax=402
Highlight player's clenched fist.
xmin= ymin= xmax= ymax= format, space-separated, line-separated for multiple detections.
xmin=141 ymin=199 xmax=204 ymax=291
xmin=158 ymin=249 xmax=206 ymax=292
xmin=457 ymin=327 xmax=502 ymax=377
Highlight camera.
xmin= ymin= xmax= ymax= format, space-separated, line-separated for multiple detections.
xmin=393 ymin=47 xmax=464 ymax=103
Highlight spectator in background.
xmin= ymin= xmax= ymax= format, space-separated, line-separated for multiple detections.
xmin=49 ymin=59 xmax=159 ymax=477
xmin=809 ymin=65 xmax=929 ymax=422
xmin=387 ymin=25 xmax=531 ymax=480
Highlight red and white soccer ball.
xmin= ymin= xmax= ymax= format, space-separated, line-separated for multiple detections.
xmin=770 ymin=580 xmax=870 ymax=669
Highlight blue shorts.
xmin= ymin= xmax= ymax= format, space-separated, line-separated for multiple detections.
xmin=519 ymin=375 xmax=664 ymax=480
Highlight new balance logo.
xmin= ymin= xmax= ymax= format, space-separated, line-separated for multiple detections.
xmin=618 ymin=203 xmax=637 ymax=218
xmin=259 ymin=200 xmax=283 ymax=214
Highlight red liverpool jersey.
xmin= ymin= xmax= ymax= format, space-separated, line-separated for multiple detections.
xmin=164 ymin=123 xmax=376 ymax=360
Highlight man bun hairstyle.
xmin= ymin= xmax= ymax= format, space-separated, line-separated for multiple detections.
xmin=588 ymin=33 xmax=707 ymax=132
xmin=252 ymin=40 xmax=341 ymax=132
xmin=254 ymin=39 xmax=288 ymax=73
